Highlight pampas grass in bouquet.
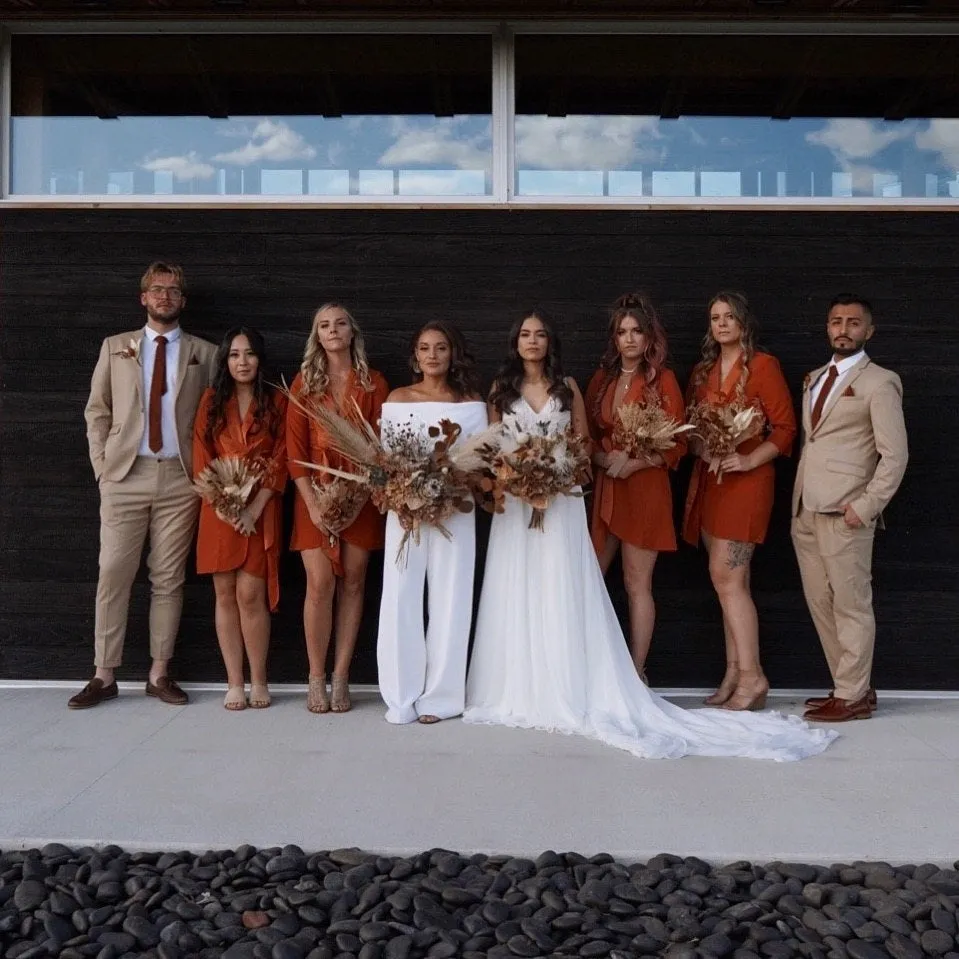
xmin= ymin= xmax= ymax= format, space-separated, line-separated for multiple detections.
xmin=687 ymin=400 xmax=764 ymax=484
xmin=280 ymin=380 xmax=500 ymax=563
xmin=194 ymin=456 xmax=266 ymax=533
xmin=611 ymin=398 xmax=694 ymax=460
xmin=492 ymin=420 xmax=591 ymax=531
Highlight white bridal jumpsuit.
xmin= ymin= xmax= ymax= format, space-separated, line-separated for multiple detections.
xmin=377 ymin=401 xmax=488 ymax=724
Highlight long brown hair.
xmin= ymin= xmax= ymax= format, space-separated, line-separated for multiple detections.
xmin=690 ymin=290 xmax=758 ymax=390
xmin=488 ymin=309 xmax=573 ymax=415
xmin=409 ymin=320 xmax=480 ymax=400
xmin=592 ymin=292 xmax=669 ymax=419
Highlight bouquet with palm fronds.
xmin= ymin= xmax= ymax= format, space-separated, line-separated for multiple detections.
xmin=282 ymin=383 xmax=498 ymax=563
xmin=194 ymin=456 xmax=267 ymax=533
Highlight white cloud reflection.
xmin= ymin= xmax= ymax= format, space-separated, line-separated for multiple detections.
xmin=516 ymin=115 xmax=663 ymax=169
xmin=915 ymin=119 xmax=959 ymax=171
xmin=140 ymin=151 xmax=215 ymax=181
xmin=378 ymin=117 xmax=491 ymax=171
xmin=212 ymin=119 xmax=317 ymax=165
xmin=805 ymin=118 xmax=913 ymax=160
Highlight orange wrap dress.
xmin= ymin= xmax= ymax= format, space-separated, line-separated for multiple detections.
xmin=286 ymin=369 xmax=389 ymax=576
xmin=681 ymin=351 xmax=796 ymax=546
xmin=193 ymin=388 xmax=288 ymax=611
xmin=586 ymin=368 xmax=686 ymax=554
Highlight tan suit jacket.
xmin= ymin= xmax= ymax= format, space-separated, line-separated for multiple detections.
xmin=791 ymin=355 xmax=908 ymax=525
xmin=85 ymin=328 xmax=218 ymax=482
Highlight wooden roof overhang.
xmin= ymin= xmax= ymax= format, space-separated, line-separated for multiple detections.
xmin=4 ymin=0 xmax=959 ymax=23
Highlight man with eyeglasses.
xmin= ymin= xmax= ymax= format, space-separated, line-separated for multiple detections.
xmin=69 ymin=261 xmax=217 ymax=709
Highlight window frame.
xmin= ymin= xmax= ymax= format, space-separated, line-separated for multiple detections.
xmin=2 ymin=17 xmax=959 ymax=210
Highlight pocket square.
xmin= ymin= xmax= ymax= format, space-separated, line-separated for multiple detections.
xmin=841 ymin=386 xmax=855 ymax=397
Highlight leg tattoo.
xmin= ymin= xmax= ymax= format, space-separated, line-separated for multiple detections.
xmin=726 ymin=540 xmax=755 ymax=570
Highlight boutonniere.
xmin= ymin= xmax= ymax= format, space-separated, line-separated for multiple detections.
xmin=802 ymin=373 xmax=812 ymax=391
xmin=112 ymin=338 xmax=141 ymax=362
xmin=841 ymin=385 xmax=855 ymax=398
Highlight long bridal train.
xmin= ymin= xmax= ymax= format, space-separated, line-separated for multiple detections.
xmin=463 ymin=396 xmax=837 ymax=762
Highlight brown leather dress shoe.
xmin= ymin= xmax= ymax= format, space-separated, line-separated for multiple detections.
xmin=804 ymin=694 xmax=873 ymax=722
xmin=68 ymin=679 xmax=119 ymax=710
xmin=146 ymin=676 xmax=189 ymax=705
xmin=805 ymin=688 xmax=877 ymax=710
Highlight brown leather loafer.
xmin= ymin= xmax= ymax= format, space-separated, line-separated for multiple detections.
xmin=145 ymin=676 xmax=189 ymax=706
xmin=804 ymin=694 xmax=873 ymax=723
xmin=805 ymin=688 xmax=877 ymax=710
xmin=68 ymin=679 xmax=119 ymax=710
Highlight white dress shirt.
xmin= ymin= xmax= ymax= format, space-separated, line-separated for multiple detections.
xmin=137 ymin=324 xmax=182 ymax=458
xmin=809 ymin=350 xmax=867 ymax=412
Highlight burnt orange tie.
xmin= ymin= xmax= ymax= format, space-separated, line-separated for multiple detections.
xmin=148 ymin=335 xmax=168 ymax=453
xmin=810 ymin=364 xmax=838 ymax=430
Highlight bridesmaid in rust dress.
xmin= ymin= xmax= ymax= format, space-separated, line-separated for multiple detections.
xmin=193 ymin=327 xmax=288 ymax=711
xmin=585 ymin=292 xmax=686 ymax=683
xmin=682 ymin=291 xmax=797 ymax=711
xmin=287 ymin=304 xmax=389 ymax=714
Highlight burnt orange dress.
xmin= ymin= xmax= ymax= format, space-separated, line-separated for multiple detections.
xmin=681 ymin=351 xmax=796 ymax=546
xmin=286 ymin=369 xmax=389 ymax=576
xmin=586 ymin=368 xmax=686 ymax=554
xmin=193 ymin=388 xmax=288 ymax=611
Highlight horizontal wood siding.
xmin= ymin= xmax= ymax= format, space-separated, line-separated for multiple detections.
xmin=0 ymin=209 xmax=953 ymax=688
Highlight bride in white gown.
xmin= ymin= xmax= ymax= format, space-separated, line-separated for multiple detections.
xmin=463 ymin=312 xmax=837 ymax=761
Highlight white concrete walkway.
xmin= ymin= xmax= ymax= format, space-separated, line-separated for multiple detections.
xmin=1 ymin=686 xmax=956 ymax=865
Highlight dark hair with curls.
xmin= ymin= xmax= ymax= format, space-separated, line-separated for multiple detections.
xmin=488 ymin=310 xmax=573 ymax=415
xmin=206 ymin=326 xmax=282 ymax=446
xmin=409 ymin=320 xmax=480 ymax=400
xmin=591 ymin=292 xmax=669 ymax=419
xmin=690 ymin=290 xmax=760 ymax=390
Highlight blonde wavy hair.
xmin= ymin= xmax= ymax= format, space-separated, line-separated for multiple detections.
xmin=299 ymin=303 xmax=373 ymax=396
xmin=690 ymin=290 xmax=758 ymax=391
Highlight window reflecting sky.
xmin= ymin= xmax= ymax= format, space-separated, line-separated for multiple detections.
xmin=11 ymin=112 xmax=959 ymax=198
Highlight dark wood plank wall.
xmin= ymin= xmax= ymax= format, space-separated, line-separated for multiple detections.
xmin=0 ymin=209 xmax=953 ymax=689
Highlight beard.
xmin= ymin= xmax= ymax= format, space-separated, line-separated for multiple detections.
xmin=147 ymin=304 xmax=182 ymax=326
xmin=831 ymin=339 xmax=863 ymax=358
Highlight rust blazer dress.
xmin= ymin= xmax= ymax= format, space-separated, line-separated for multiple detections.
xmin=193 ymin=389 xmax=289 ymax=611
xmin=682 ymin=352 xmax=796 ymax=547
xmin=286 ymin=369 xmax=389 ymax=575
xmin=586 ymin=368 xmax=686 ymax=554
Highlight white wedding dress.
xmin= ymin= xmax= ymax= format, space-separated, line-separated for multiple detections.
xmin=463 ymin=396 xmax=838 ymax=761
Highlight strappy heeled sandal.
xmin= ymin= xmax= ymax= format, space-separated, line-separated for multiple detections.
xmin=330 ymin=676 xmax=352 ymax=713
xmin=223 ymin=686 xmax=247 ymax=711
xmin=307 ymin=675 xmax=330 ymax=714
xmin=249 ymin=683 xmax=271 ymax=709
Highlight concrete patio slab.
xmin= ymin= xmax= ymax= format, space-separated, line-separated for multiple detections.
xmin=1 ymin=686 xmax=956 ymax=865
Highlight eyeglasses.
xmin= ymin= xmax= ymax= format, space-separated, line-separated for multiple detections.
xmin=146 ymin=285 xmax=183 ymax=299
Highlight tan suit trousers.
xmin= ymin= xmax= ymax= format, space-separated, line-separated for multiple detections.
xmin=95 ymin=457 xmax=200 ymax=668
xmin=791 ymin=507 xmax=876 ymax=701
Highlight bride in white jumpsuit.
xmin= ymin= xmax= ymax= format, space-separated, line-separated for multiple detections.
xmin=376 ymin=321 xmax=488 ymax=725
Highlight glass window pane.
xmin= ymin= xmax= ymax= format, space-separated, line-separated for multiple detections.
xmin=11 ymin=34 xmax=492 ymax=198
xmin=515 ymin=35 xmax=959 ymax=201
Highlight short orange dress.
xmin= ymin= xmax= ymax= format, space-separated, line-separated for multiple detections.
xmin=586 ymin=367 xmax=686 ymax=554
xmin=286 ymin=369 xmax=389 ymax=575
xmin=193 ymin=388 xmax=288 ymax=611
xmin=681 ymin=351 xmax=796 ymax=546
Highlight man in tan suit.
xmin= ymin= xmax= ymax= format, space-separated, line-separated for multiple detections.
xmin=69 ymin=262 xmax=217 ymax=709
xmin=792 ymin=295 xmax=908 ymax=723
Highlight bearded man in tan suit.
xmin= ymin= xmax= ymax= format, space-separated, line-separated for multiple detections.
xmin=792 ymin=295 xmax=908 ymax=723
xmin=69 ymin=262 xmax=217 ymax=709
